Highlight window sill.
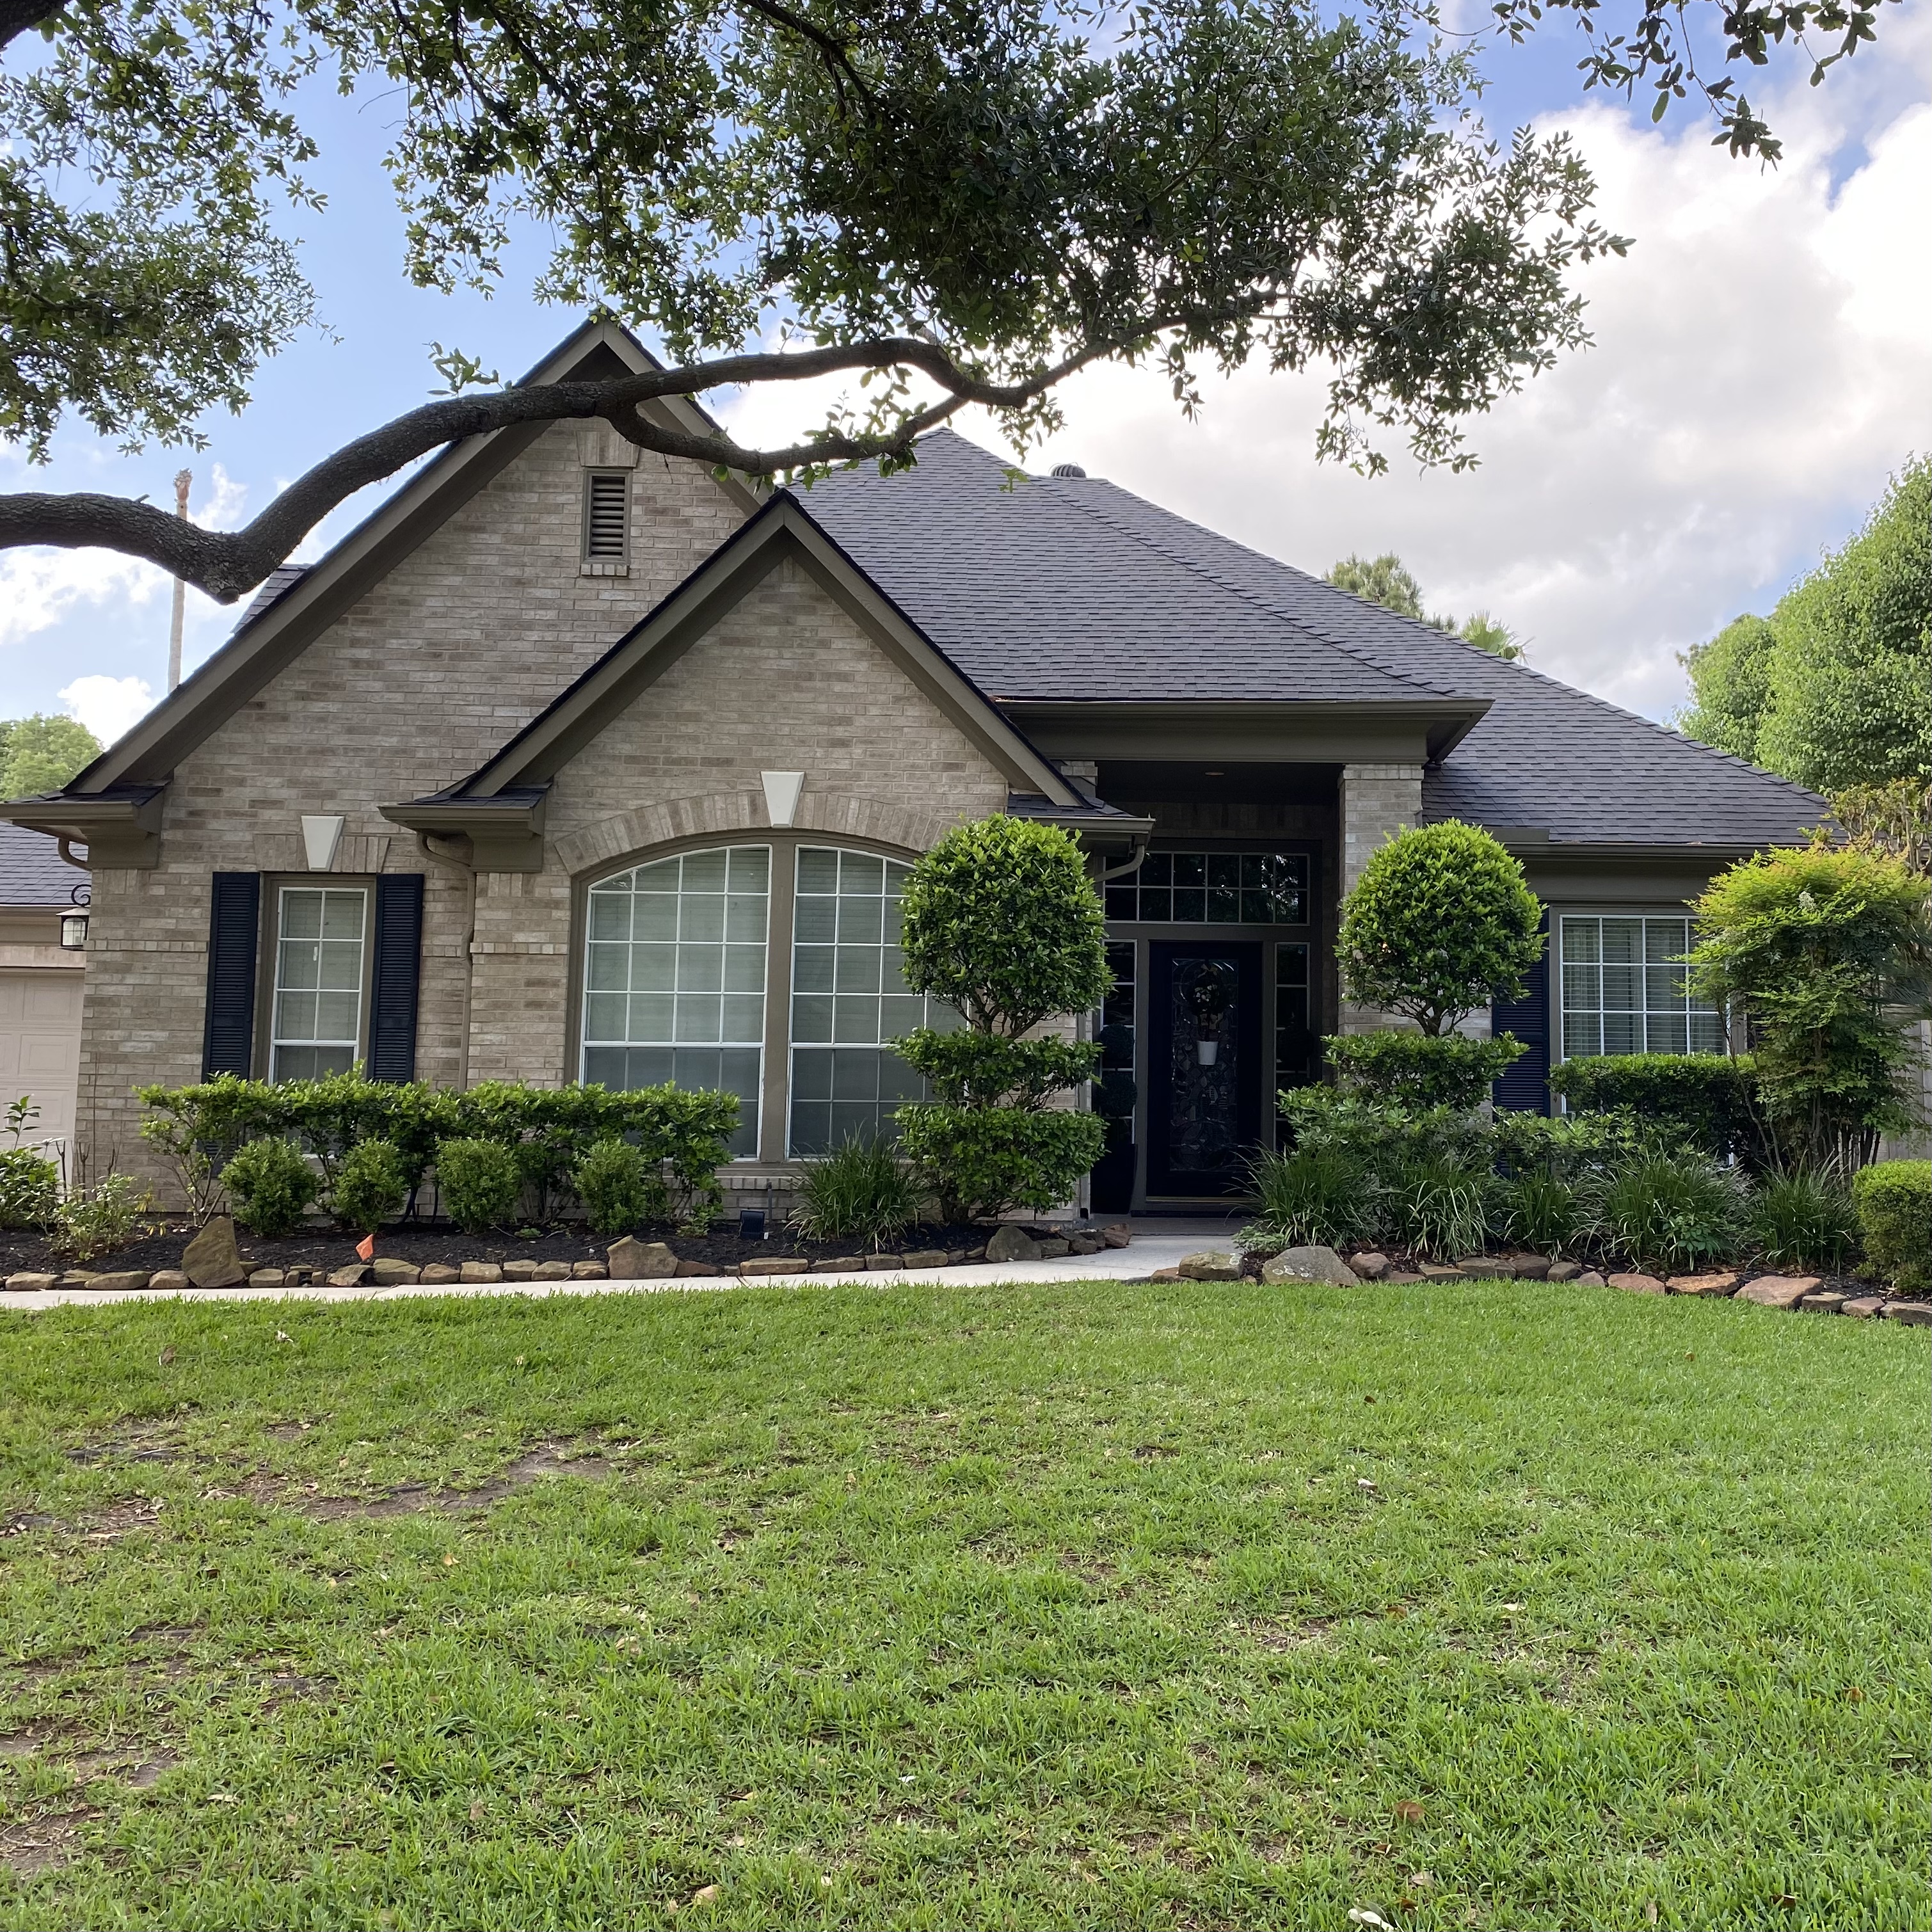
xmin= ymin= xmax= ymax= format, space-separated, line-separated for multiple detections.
xmin=580 ymin=559 xmax=630 ymax=577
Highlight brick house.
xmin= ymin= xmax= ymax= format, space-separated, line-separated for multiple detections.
xmin=4 ymin=318 xmax=1826 ymax=1213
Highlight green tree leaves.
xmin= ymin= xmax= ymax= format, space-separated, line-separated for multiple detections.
xmin=1325 ymin=553 xmax=1524 ymax=659
xmin=0 ymin=712 xmax=100 ymax=796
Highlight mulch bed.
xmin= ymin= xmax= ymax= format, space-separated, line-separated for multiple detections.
xmin=1 ymin=1218 xmax=1009 ymax=1281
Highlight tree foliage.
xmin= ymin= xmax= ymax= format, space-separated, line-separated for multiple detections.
xmin=1335 ymin=819 xmax=1544 ymax=1035
xmin=1686 ymin=844 xmax=1932 ymax=1168
xmin=0 ymin=711 xmax=100 ymax=797
xmin=1325 ymin=551 xmax=1524 ymax=659
xmin=1679 ymin=458 xmax=1932 ymax=792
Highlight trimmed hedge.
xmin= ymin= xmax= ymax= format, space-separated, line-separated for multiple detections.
xmin=1852 ymin=1160 xmax=1931 ymax=1294
xmin=896 ymin=1105 xmax=1105 ymax=1224
xmin=137 ymin=1070 xmax=738 ymax=1230
xmin=1324 ymin=1030 xmax=1524 ymax=1110
xmin=1548 ymin=1053 xmax=1767 ymax=1164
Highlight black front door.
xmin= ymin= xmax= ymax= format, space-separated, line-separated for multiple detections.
xmin=1146 ymin=941 xmax=1263 ymax=1197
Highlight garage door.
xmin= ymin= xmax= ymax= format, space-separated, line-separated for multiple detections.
xmin=0 ymin=968 xmax=84 ymax=1149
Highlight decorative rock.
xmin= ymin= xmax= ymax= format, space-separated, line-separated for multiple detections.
xmin=1576 ymin=1270 xmax=1607 ymax=1287
xmin=1457 ymin=1256 xmax=1517 ymax=1279
xmin=419 ymin=1263 xmax=461 ymax=1285
xmin=965 ymin=1246 xmax=987 ymax=1262
xmin=87 ymin=1270 xmax=150 ymax=1293
xmin=1349 ymin=1252 xmax=1390 ymax=1281
xmin=674 ymin=1259 xmax=722 ymax=1276
xmin=1035 ymin=1238 xmax=1071 ymax=1259
xmin=740 ymin=1255 xmax=808 ymax=1276
xmin=1099 ymin=1223 xmax=1131 ymax=1249
xmin=1736 ymin=1275 xmax=1819 ymax=1310
xmin=985 ymin=1224 xmax=1042 ymax=1265
xmin=1842 ymin=1296 xmax=1885 ymax=1318
xmin=1065 ymin=1236 xmax=1101 ymax=1256
xmin=902 ymin=1249 xmax=950 ymax=1270
xmin=366 ymin=1258 xmax=417 ymax=1286
xmin=1884 ymin=1302 xmax=1932 ymax=1326
xmin=865 ymin=1253 xmax=904 ymax=1270
xmin=1800 ymin=1291 xmax=1849 ymax=1313
xmin=182 ymin=1215 xmax=246 ymax=1289
xmin=607 ymin=1237 xmax=678 ymax=1280
xmin=571 ymin=1261 xmax=608 ymax=1279
xmin=6 ymin=1272 xmax=60 ymax=1291
xmin=1545 ymin=1260 xmax=1583 ymax=1282
xmin=1261 ymin=1245 xmax=1357 ymax=1287
xmin=501 ymin=1259 xmax=541 ymax=1281
xmin=1512 ymin=1256 xmax=1552 ymax=1280
xmin=1418 ymin=1264 xmax=1465 ymax=1282
xmin=328 ymin=1263 xmax=368 ymax=1288
xmin=945 ymin=1250 xmax=966 ymax=1266
xmin=1608 ymin=1272 xmax=1668 ymax=1295
xmin=247 ymin=1268 xmax=285 ymax=1288
xmin=1667 ymin=1271 xmax=1739 ymax=1297
xmin=532 ymin=1261 xmax=573 ymax=1281
xmin=1383 ymin=1270 xmax=1426 ymax=1284
xmin=1178 ymin=1250 xmax=1242 ymax=1282
xmin=58 ymin=1271 xmax=97 ymax=1288
xmin=459 ymin=1261 xmax=502 ymax=1284
xmin=1149 ymin=1266 xmax=1182 ymax=1282
xmin=813 ymin=1256 xmax=865 ymax=1272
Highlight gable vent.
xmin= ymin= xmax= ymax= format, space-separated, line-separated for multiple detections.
xmin=584 ymin=471 xmax=630 ymax=561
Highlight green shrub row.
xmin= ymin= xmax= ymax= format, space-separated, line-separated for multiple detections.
xmin=1548 ymin=1053 xmax=1770 ymax=1165
xmin=134 ymin=1069 xmax=738 ymax=1236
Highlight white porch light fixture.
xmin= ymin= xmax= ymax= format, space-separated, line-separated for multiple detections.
xmin=761 ymin=771 xmax=805 ymax=828
xmin=60 ymin=910 xmax=89 ymax=950
xmin=300 ymin=814 xmax=346 ymax=871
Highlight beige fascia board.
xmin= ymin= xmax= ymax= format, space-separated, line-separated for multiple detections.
xmin=1003 ymin=700 xmax=1484 ymax=765
xmin=1521 ymin=844 xmax=1759 ymax=906
xmin=470 ymin=501 xmax=1081 ymax=807
xmin=1 ymin=790 xmax=165 ymax=868
xmin=79 ymin=317 xmax=760 ymax=791
xmin=379 ymin=794 xmax=548 ymax=872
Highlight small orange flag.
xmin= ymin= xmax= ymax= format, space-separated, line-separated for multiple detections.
xmin=355 ymin=1233 xmax=376 ymax=1261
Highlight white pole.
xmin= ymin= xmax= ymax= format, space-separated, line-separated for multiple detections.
xmin=166 ymin=468 xmax=191 ymax=692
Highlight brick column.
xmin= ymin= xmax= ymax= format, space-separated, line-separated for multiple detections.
xmin=1337 ymin=762 xmax=1423 ymax=1036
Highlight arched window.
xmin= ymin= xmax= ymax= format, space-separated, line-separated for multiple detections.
xmin=581 ymin=846 xmax=769 ymax=1158
xmin=788 ymin=847 xmax=957 ymax=1154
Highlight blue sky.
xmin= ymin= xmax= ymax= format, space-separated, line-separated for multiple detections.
xmin=4 ymin=8 xmax=1927 ymax=744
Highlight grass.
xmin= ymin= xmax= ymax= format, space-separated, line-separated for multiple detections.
xmin=0 ymin=1278 xmax=1925 ymax=1931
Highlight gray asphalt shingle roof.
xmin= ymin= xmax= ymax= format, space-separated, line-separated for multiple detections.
xmin=806 ymin=430 xmax=1826 ymax=848
xmin=0 ymin=822 xmax=83 ymax=906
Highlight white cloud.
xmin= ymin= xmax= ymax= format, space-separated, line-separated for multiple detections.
xmin=60 ymin=674 xmax=156 ymax=744
xmin=0 ymin=547 xmax=167 ymax=651
xmin=721 ymin=22 xmax=1932 ymax=723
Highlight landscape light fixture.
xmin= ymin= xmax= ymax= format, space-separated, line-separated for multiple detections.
xmin=60 ymin=911 xmax=89 ymax=950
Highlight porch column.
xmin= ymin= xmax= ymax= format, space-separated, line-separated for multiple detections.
xmin=1337 ymin=762 xmax=1423 ymax=1036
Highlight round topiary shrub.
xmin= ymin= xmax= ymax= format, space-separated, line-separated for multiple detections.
xmin=221 ymin=1136 xmax=318 ymax=1236
xmin=1336 ymin=820 xmax=1544 ymax=1035
xmin=331 ymin=1137 xmax=408 ymax=1234
xmin=1851 ymin=1159 xmax=1931 ymax=1294
xmin=435 ymin=1137 xmax=523 ymax=1235
xmin=572 ymin=1137 xmax=668 ymax=1236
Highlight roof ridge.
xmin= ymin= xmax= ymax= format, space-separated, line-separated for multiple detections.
xmin=1032 ymin=473 xmax=1464 ymax=702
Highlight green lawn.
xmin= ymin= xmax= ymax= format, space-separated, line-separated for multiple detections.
xmin=0 ymin=1280 xmax=1925 ymax=1931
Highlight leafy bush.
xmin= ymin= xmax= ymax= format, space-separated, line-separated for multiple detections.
xmin=1499 ymin=1170 xmax=1583 ymax=1256
xmin=1851 ymin=1159 xmax=1931 ymax=1293
xmin=1334 ymin=820 xmax=1544 ymax=1035
xmin=1549 ymin=1053 xmax=1767 ymax=1164
xmin=52 ymin=1173 xmax=154 ymax=1262
xmin=570 ymin=1138 xmax=665 ymax=1236
xmin=1687 ymin=845 xmax=1932 ymax=1167
xmin=435 ymin=1138 xmax=523 ymax=1234
xmin=1278 ymin=1088 xmax=1488 ymax=1174
xmin=1325 ymin=1030 xmax=1525 ymax=1109
xmin=220 ymin=1137 xmax=318 ymax=1237
xmin=0 ymin=1147 xmax=60 ymax=1230
xmin=790 ymin=1137 xmax=922 ymax=1249
xmin=1601 ymin=1155 xmax=1741 ymax=1274
xmin=331 ymin=1138 xmax=408 ymax=1234
xmin=1383 ymin=1156 xmax=1494 ymax=1260
xmin=1247 ymin=1146 xmax=1371 ymax=1248
xmin=1489 ymin=1108 xmax=1648 ymax=1184
xmin=1746 ymin=1169 xmax=1859 ymax=1274
xmin=896 ymin=1106 xmax=1105 ymax=1224
xmin=895 ymin=815 xmax=1109 ymax=1220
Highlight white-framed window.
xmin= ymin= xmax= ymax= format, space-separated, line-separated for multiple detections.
xmin=580 ymin=846 xmax=770 ymax=1158
xmin=271 ymin=885 xmax=369 ymax=1080
xmin=788 ymin=847 xmax=958 ymax=1155
xmin=1557 ymin=913 xmax=1723 ymax=1060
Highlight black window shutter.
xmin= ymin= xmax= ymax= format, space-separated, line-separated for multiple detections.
xmin=1492 ymin=909 xmax=1551 ymax=1115
xmin=369 ymin=874 xmax=426 ymax=1082
xmin=201 ymin=872 xmax=261 ymax=1078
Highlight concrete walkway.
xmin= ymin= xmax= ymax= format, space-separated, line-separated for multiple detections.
xmin=0 ymin=1217 xmax=1252 ymax=1316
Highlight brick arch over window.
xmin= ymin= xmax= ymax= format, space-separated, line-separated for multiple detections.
xmin=554 ymin=790 xmax=968 ymax=879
